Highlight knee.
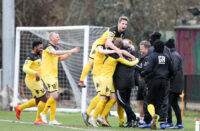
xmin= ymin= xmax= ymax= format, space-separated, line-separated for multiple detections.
xmin=88 ymin=61 xmax=93 ymax=66
xmin=51 ymin=92 xmax=59 ymax=100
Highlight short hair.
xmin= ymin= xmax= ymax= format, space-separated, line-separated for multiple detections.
xmin=123 ymin=39 xmax=133 ymax=46
xmin=118 ymin=16 xmax=129 ymax=23
xmin=113 ymin=38 xmax=123 ymax=49
xmin=165 ymin=38 xmax=175 ymax=49
xmin=139 ymin=40 xmax=151 ymax=48
xmin=154 ymin=40 xmax=164 ymax=53
xmin=49 ymin=32 xmax=58 ymax=40
xmin=32 ymin=41 xmax=42 ymax=49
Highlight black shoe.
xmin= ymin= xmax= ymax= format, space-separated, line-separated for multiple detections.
xmin=133 ymin=117 xmax=140 ymax=128
xmin=125 ymin=121 xmax=132 ymax=128
xmin=81 ymin=112 xmax=89 ymax=126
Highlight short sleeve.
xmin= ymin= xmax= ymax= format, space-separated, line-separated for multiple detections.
xmin=45 ymin=46 xmax=55 ymax=53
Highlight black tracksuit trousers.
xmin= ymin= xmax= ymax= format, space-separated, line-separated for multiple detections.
xmin=116 ymin=88 xmax=136 ymax=122
xmin=146 ymin=78 xmax=168 ymax=122
xmin=167 ymin=92 xmax=182 ymax=125
xmin=143 ymin=90 xmax=152 ymax=124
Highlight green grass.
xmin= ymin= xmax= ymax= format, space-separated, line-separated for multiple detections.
xmin=0 ymin=110 xmax=198 ymax=131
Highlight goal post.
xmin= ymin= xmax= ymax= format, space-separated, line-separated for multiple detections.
xmin=13 ymin=26 xmax=108 ymax=112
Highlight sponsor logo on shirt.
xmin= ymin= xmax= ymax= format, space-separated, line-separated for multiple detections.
xmin=158 ymin=56 xmax=165 ymax=64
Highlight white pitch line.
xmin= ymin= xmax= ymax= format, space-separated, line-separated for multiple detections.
xmin=0 ymin=119 xmax=109 ymax=131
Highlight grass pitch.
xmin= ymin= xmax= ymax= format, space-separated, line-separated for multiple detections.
xmin=0 ymin=110 xmax=198 ymax=131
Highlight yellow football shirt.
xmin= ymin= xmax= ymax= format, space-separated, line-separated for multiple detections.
xmin=91 ymin=45 xmax=105 ymax=76
xmin=100 ymin=54 xmax=138 ymax=77
xmin=94 ymin=26 xmax=125 ymax=45
xmin=41 ymin=43 xmax=60 ymax=78
xmin=89 ymin=26 xmax=125 ymax=61
xmin=23 ymin=53 xmax=41 ymax=82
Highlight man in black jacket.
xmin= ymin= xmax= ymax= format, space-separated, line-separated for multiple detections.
xmin=136 ymin=41 xmax=152 ymax=129
xmin=141 ymin=40 xmax=174 ymax=129
xmin=164 ymin=39 xmax=184 ymax=129
xmin=148 ymin=32 xmax=173 ymax=128
xmin=113 ymin=39 xmax=139 ymax=128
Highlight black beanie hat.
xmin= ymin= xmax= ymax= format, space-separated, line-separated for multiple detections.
xmin=165 ymin=38 xmax=175 ymax=49
xmin=150 ymin=32 xmax=161 ymax=46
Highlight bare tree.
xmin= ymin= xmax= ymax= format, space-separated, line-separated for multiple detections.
xmin=1 ymin=0 xmax=200 ymax=68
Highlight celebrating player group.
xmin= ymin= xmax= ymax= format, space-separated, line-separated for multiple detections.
xmin=14 ymin=15 xmax=184 ymax=130
xmin=78 ymin=16 xmax=184 ymax=130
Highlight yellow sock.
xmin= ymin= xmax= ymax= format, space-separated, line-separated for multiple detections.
xmin=101 ymin=99 xmax=116 ymax=118
xmin=35 ymin=101 xmax=46 ymax=121
xmin=18 ymin=99 xmax=36 ymax=111
xmin=80 ymin=63 xmax=92 ymax=81
xmin=92 ymin=99 xmax=107 ymax=119
xmin=147 ymin=104 xmax=155 ymax=117
xmin=117 ymin=103 xmax=124 ymax=124
xmin=42 ymin=97 xmax=55 ymax=115
xmin=50 ymin=100 xmax=56 ymax=121
xmin=86 ymin=94 xmax=100 ymax=115
xmin=105 ymin=114 xmax=109 ymax=122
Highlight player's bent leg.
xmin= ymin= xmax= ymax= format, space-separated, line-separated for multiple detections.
xmin=41 ymin=77 xmax=60 ymax=124
xmin=49 ymin=102 xmax=62 ymax=126
xmin=147 ymin=104 xmax=159 ymax=129
xmin=82 ymin=93 xmax=100 ymax=126
xmin=41 ymin=97 xmax=54 ymax=115
xmin=79 ymin=61 xmax=93 ymax=87
xmin=18 ymin=99 xmax=37 ymax=111
xmin=40 ymin=96 xmax=56 ymax=124
xmin=98 ymin=93 xmax=116 ymax=127
xmin=86 ymin=93 xmax=101 ymax=115
xmin=92 ymin=97 xmax=107 ymax=119
xmin=34 ymin=95 xmax=47 ymax=124
xmin=48 ymin=91 xmax=62 ymax=125
xmin=100 ymin=98 xmax=116 ymax=118
xmin=15 ymin=99 xmax=37 ymax=120
xmin=89 ymin=97 xmax=107 ymax=127
xmin=35 ymin=99 xmax=46 ymax=125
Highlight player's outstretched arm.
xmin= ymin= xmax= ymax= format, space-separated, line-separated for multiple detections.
xmin=50 ymin=47 xmax=80 ymax=56
xmin=59 ymin=47 xmax=80 ymax=61
xmin=117 ymin=57 xmax=139 ymax=67
xmin=98 ymin=47 xmax=116 ymax=55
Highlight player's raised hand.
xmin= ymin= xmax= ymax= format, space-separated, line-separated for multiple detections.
xmin=35 ymin=73 xmax=40 ymax=81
